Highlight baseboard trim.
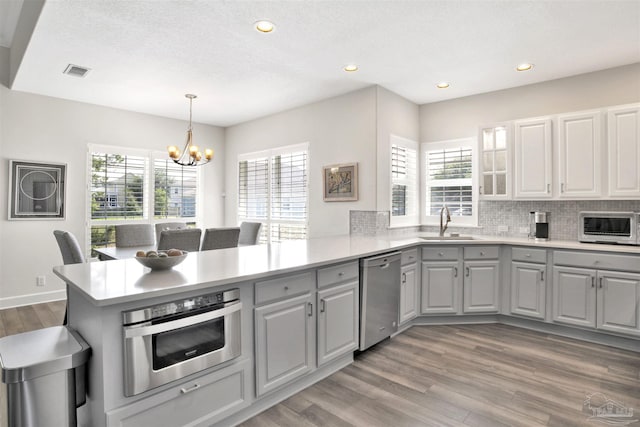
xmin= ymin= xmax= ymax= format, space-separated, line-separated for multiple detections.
xmin=0 ymin=290 xmax=66 ymax=309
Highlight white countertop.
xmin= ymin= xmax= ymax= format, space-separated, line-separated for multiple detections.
xmin=53 ymin=233 xmax=640 ymax=307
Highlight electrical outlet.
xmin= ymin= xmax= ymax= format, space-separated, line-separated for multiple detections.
xmin=36 ymin=275 xmax=46 ymax=287
xmin=497 ymin=225 xmax=509 ymax=232
xmin=519 ymin=227 xmax=529 ymax=234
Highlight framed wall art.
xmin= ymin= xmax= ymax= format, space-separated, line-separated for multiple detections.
xmin=9 ymin=160 xmax=66 ymax=220
xmin=323 ymin=163 xmax=358 ymax=202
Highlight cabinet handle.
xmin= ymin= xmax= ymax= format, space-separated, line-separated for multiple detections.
xmin=454 ymin=267 xmax=458 ymax=277
xmin=540 ymin=271 xmax=544 ymax=282
xmin=599 ymin=277 xmax=603 ymax=288
xmin=561 ymin=183 xmax=565 ymax=193
xmin=438 ymin=252 xmax=444 ymax=256
xmin=180 ymin=383 xmax=201 ymax=394
xmin=402 ymin=272 xmax=406 ymax=283
xmin=338 ymin=272 xmax=344 ymax=277
xmin=307 ymin=302 xmax=313 ymax=317
xmin=525 ymin=253 xmax=531 ymax=257
xmin=320 ymin=299 xmax=326 ymax=313
xmin=591 ymin=276 xmax=595 ymax=288
xmin=465 ymin=267 xmax=470 ymax=277
xmin=479 ymin=185 xmax=483 ymax=195
xmin=284 ymin=286 xmax=289 ymax=291
xmin=480 ymin=251 xmax=485 ymax=256
xmin=547 ymin=183 xmax=550 ymax=193
xmin=409 ymin=256 xmax=415 ymax=260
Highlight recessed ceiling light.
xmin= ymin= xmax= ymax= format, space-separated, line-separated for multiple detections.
xmin=436 ymin=82 xmax=450 ymax=89
xmin=255 ymin=20 xmax=275 ymax=33
xmin=516 ymin=63 xmax=534 ymax=72
xmin=63 ymin=64 xmax=91 ymax=78
xmin=344 ymin=64 xmax=359 ymax=72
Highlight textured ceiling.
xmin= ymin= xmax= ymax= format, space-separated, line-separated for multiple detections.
xmin=9 ymin=0 xmax=640 ymax=127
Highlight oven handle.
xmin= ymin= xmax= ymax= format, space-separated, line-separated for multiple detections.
xmin=124 ymin=301 xmax=242 ymax=338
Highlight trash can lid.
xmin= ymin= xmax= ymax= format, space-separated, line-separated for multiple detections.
xmin=0 ymin=326 xmax=91 ymax=383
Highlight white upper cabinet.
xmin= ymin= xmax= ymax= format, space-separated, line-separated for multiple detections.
xmin=557 ymin=110 xmax=603 ymax=198
xmin=478 ymin=124 xmax=511 ymax=199
xmin=607 ymin=103 xmax=640 ymax=198
xmin=514 ymin=117 xmax=553 ymax=199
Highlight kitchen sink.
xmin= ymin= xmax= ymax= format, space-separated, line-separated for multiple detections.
xmin=420 ymin=236 xmax=476 ymax=241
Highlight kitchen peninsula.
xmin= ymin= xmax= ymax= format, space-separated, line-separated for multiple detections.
xmin=54 ymin=234 xmax=640 ymax=426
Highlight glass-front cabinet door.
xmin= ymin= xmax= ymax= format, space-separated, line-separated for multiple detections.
xmin=479 ymin=124 xmax=511 ymax=199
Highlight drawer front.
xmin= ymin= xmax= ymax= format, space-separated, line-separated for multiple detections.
xmin=422 ymin=247 xmax=459 ymax=261
xmin=512 ymin=247 xmax=547 ymax=264
xmin=317 ymin=261 xmax=359 ymax=288
xmin=464 ymin=246 xmax=499 ymax=260
xmin=255 ymin=271 xmax=314 ymax=305
xmin=554 ymin=250 xmax=640 ymax=273
xmin=401 ymin=249 xmax=419 ymax=266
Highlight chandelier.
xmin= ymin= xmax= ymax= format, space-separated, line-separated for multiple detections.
xmin=167 ymin=94 xmax=213 ymax=166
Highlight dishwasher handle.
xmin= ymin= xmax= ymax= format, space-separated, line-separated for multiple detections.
xmin=360 ymin=252 xmax=401 ymax=268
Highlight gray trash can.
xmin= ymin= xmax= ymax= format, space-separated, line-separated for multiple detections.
xmin=0 ymin=326 xmax=91 ymax=427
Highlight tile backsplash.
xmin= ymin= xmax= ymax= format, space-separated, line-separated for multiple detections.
xmin=352 ymin=200 xmax=640 ymax=241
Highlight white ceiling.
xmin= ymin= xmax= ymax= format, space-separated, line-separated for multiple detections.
xmin=7 ymin=0 xmax=640 ymax=127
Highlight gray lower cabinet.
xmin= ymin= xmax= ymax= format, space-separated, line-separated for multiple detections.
xmin=254 ymin=292 xmax=315 ymax=397
xmin=421 ymin=261 xmax=461 ymax=314
xmin=463 ymin=260 xmax=500 ymax=313
xmin=553 ymin=266 xmax=640 ymax=336
xmin=510 ymin=261 xmax=546 ymax=319
xmin=317 ymin=280 xmax=359 ymax=366
xmin=106 ymin=358 xmax=251 ymax=427
xmin=552 ymin=266 xmax=596 ymax=328
xmin=400 ymin=249 xmax=419 ymax=324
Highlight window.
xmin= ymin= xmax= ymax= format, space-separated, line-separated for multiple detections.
xmin=422 ymin=138 xmax=477 ymax=226
xmin=238 ymin=144 xmax=308 ymax=243
xmin=89 ymin=145 xmax=200 ymax=253
xmin=390 ymin=135 xmax=418 ymax=227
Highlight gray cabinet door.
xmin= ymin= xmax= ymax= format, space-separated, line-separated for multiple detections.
xmin=317 ymin=281 xmax=359 ymax=366
xmin=463 ymin=260 xmax=500 ymax=313
xmin=597 ymin=271 xmax=640 ymax=336
xmin=255 ymin=293 xmax=314 ymax=396
xmin=552 ymin=266 xmax=596 ymax=328
xmin=510 ymin=261 xmax=546 ymax=319
xmin=421 ymin=261 xmax=461 ymax=314
xmin=400 ymin=263 xmax=418 ymax=324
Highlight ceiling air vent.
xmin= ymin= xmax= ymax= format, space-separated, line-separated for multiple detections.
xmin=63 ymin=64 xmax=91 ymax=78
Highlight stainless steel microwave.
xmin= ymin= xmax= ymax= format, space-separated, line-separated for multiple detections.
xmin=579 ymin=211 xmax=639 ymax=245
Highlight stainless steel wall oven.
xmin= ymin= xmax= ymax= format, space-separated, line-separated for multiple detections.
xmin=123 ymin=289 xmax=241 ymax=396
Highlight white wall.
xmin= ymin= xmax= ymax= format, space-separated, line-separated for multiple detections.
xmin=420 ymin=63 xmax=640 ymax=142
xmin=375 ymin=86 xmax=420 ymax=214
xmin=0 ymin=84 xmax=225 ymax=307
xmin=225 ymin=87 xmax=378 ymax=237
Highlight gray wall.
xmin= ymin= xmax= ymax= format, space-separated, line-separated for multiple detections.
xmin=0 ymin=81 xmax=225 ymax=307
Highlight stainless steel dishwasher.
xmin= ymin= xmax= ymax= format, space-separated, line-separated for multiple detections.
xmin=359 ymin=251 xmax=401 ymax=351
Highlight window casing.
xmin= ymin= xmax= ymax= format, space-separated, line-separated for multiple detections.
xmin=88 ymin=144 xmax=201 ymax=252
xmin=238 ymin=143 xmax=308 ymax=243
xmin=421 ymin=138 xmax=477 ymax=226
xmin=390 ymin=135 xmax=418 ymax=227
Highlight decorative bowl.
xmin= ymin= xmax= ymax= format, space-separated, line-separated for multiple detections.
xmin=135 ymin=251 xmax=188 ymax=270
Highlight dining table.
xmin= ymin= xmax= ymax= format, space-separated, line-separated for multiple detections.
xmin=94 ymin=245 xmax=156 ymax=261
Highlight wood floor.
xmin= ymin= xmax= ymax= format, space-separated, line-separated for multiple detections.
xmin=0 ymin=300 xmax=66 ymax=338
xmin=1 ymin=304 xmax=638 ymax=426
xmin=241 ymin=324 xmax=640 ymax=427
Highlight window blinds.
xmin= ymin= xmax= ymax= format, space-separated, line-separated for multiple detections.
xmin=154 ymin=159 xmax=198 ymax=219
xmin=426 ymin=147 xmax=473 ymax=217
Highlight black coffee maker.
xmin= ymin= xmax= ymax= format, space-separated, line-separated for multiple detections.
xmin=529 ymin=211 xmax=549 ymax=241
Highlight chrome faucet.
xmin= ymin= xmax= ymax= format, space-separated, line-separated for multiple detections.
xmin=439 ymin=205 xmax=451 ymax=237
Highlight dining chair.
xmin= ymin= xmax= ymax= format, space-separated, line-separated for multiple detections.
xmin=155 ymin=222 xmax=188 ymax=243
xmin=201 ymin=228 xmax=240 ymax=251
xmin=115 ymin=224 xmax=155 ymax=247
xmin=53 ymin=230 xmax=86 ymax=325
xmin=157 ymin=228 xmax=202 ymax=252
xmin=238 ymin=222 xmax=263 ymax=246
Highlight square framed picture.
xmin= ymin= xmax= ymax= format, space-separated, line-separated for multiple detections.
xmin=8 ymin=160 xmax=66 ymax=220
xmin=323 ymin=163 xmax=358 ymax=202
